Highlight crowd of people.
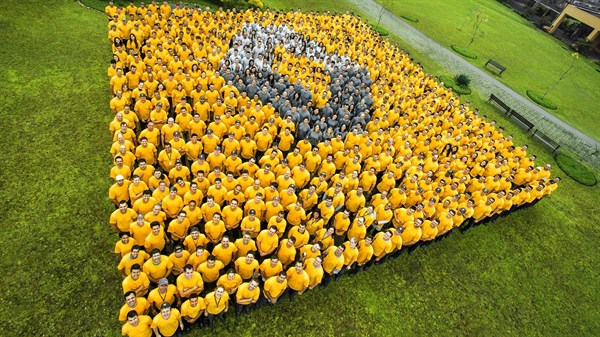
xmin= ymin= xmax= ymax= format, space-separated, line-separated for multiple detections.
xmin=105 ymin=2 xmax=559 ymax=336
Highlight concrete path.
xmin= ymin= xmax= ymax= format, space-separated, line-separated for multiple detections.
xmin=347 ymin=0 xmax=600 ymax=169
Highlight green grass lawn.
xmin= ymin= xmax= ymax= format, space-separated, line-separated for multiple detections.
xmin=1 ymin=0 xmax=599 ymax=336
xmin=375 ymin=0 xmax=600 ymax=141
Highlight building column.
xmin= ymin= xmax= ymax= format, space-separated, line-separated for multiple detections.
xmin=587 ymin=28 xmax=599 ymax=42
xmin=548 ymin=11 xmax=568 ymax=33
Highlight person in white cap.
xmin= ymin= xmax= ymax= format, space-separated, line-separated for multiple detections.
xmin=109 ymin=174 xmax=131 ymax=206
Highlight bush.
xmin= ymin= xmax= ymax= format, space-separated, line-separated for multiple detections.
xmin=371 ymin=25 xmax=389 ymax=36
xmin=247 ymin=0 xmax=264 ymax=8
xmin=526 ymin=90 xmax=558 ymax=110
xmin=400 ymin=15 xmax=419 ymax=22
xmin=453 ymin=74 xmax=471 ymax=88
xmin=451 ymin=45 xmax=477 ymax=59
xmin=439 ymin=75 xmax=472 ymax=95
xmin=554 ymin=153 xmax=598 ymax=186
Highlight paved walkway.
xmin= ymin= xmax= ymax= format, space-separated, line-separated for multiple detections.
xmin=348 ymin=0 xmax=600 ymax=169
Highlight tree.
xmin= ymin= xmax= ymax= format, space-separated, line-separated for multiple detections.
xmin=376 ymin=0 xmax=393 ymax=29
xmin=466 ymin=10 xmax=488 ymax=48
xmin=543 ymin=53 xmax=579 ymax=98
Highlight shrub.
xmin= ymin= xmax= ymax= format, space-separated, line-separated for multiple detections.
xmin=451 ymin=45 xmax=478 ymax=59
xmin=247 ymin=0 xmax=264 ymax=8
xmin=400 ymin=15 xmax=419 ymax=22
xmin=554 ymin=153 xmax=598 ymax=186
xmin=453 ymin=74 xmax=471 ymax=88
xmin=439 ymin=75 xmax=472 ymax=95
xmin=371 ymin=25 xmax=389 ymax=36
xmin=526 ymin=90 xmax=558 ymax=110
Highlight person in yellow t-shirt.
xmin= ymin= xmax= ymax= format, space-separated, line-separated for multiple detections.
xmin=157 ymin=143 xmax=181 ymax=172
xmin=151 ymin=302 xmax=184 ymax=337
xmin=234 ymin=252 xmax=260 ymax=281
xmin=233 ymin=232 xmax=257 ymax=260
xmin=110 ymin=200 xmax=138 ymax=232
xmin=277 ymin=237 xmax=297 ymax=268
xmin=167 ymin=212 xmax=190 ymax=245
xmin=122 ymin=311 xmax=153 ymax=337
xmin=122 ymin=263 xmax=150 ymax=296
xmin=285 ymin=260 xmax=310 ymax=301
xmin=235 ymin=279 xmax=260 ymax=315
xmin=263 ymin=272 xmax=288 ymax=305
xmin=349 ymin=236 xmax=374 ymax=275
xmin=256 ymin=226 xmax=279 ymax=257
xmin=180 ymin=293 xmax=206 ymax=333
xmin=222 ymin=199 xmax=244 ymax=233
xmin=337 ymin=238 xmax=359 ymax=280
xmin=370 ymin=230 xmax=394 ymax=264
xmin=255 ymin=127 xmax=273 ymax=155
xmin=197 ymin=255 xmax=225 ymax=290
xmin=259 ymin=256 xmax=283 ymax=282
xmin=240 ymin=210 xmax=261 ymax=238
xmin=132 ymin=190 xmax=156 ymax=218
xmin=204 ymin=286 xmax=229 ymax=326
xmin=402 ymin=218 xmax=424 ymax=250
xmin=177 ymin=264 xmax=204 ymax=299
xmin=288 ymin=223 xmax=309 ymax=249
xmin=115 ymin=232 xmax=135 ymax=260
xmin=148 ymin=277 xmax=178 ymax=315
xmin=303 ymin=256 xmax=324 ymax=290
xmin=216 ymin=268 xmax=243 ymax=296
xmin=345 ymin=187 xmax=366 ymax=214
xmin=212 ymin=236 xmax=238 ymax=266
xmin=204 ymin=213 xmax=226 ymax=244
xmin=321 ymin=245 xmax=345 ymax=288
xmin=119 ymin=291 xmax=151 ymax=322
xmin=143 ymin=249 xmax=173 ymax=285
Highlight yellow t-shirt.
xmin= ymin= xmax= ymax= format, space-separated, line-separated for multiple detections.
xmin=322 ymin=247 xmax=345 ymax=274
xmin=151 ymin=308 xmax=181 ymax=337
xmin=263 ymin=276 xmax=287 ymax=299
xmin=286 ymin=267 xmax=309 ymax=291
xmin=197 ymin=261 xmax=224 ymax=283
xmin=234 ymin=257 xmax=259 ymax=280
xmin=180 ymin=298 xmax=206 ymax=320
xmin=122 ymin=314 xmax=153 ymax=337
xmin=204 ymin=291 xmax=230 ymax=314
xmin=236 ymin=282 xmax=260 ymax=303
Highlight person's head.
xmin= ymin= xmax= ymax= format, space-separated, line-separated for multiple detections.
xmin=124 ymin=291 xmax=137 ymax=306
xmin=207 ymin=255 xmax=216 ymax=267
xmin=119 ymin=232 xmax=130 ymax=244
xmin=158 ymin=277 xmax=169 ymax=290
xmin=349 ymin=237 xmax=358 ymax=248
xmin=160 ymin=302 xmax=171 ymax=317
xmin=173 ymin=244 xmax=183 ymax=257
xmin=277 ymin=271 xmax=287 ymax=282
xmin=215 ymin=286 xmax=225 ymax=298
xmin=118 ymin=200 xmax=127 ymax=212
xmin=294 ymin=260 xmax=304 ymax=273
xmin=188 ymin=292 xmax=199 ymax=306
xmin=151 ymin=221 xmax=161 ymax=235
xmin=151 ymin=249 xmax=161 ymax=263
xmin=126 ymin=310 xmax=140 ymax=326
xmin=183 ymin=264 xmax=195 ymax=278
xmin=130 ymin=263 xmax=141 ymax=278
